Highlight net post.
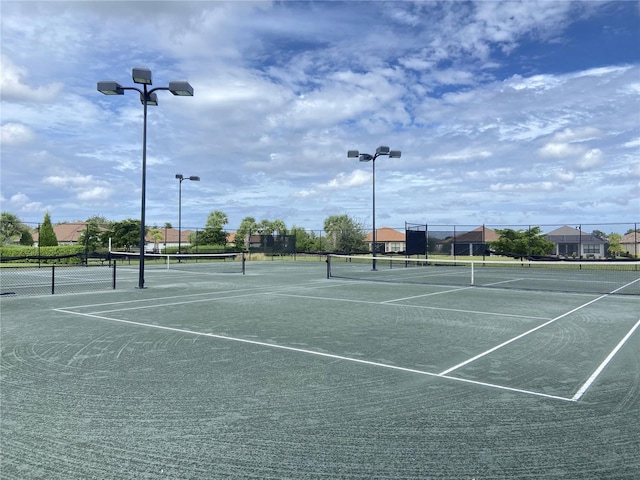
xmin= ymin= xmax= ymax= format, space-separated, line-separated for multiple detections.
xmin=241 ymin=252 xmax=246 ymax=275
xmin=471 ymin=261 xmax=475 ymax=286
xmin=166 ymin=254 xmax=170 ymax=270
xmin=112 ymin=260 xmax=117 ymax=289
xmin=326 ymin=254 xmax=331 ymax=278
xmin=51 ymin=265 xmax=55 ymax=295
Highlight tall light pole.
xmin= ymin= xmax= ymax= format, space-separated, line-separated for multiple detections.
xmin=176 ymin=174 xmax=200 ymax=254
xmin=98 ymin=68 xmax=193 ymax=289
xmin=347 ymin=146 xmax=401 ymax=270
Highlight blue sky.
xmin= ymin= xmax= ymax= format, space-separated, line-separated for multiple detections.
xmin=1 ymin=1 xmax=639 ymax=233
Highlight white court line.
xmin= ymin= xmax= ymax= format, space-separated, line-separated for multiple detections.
xmin=572 ymin=317 xmax=640 ymax=401
xmin=88 ymin=291 xmax=274 ymax=314
xmin=56 ymin=280 xmax=334 ymax=311
xmin=51 ymin=307 xmax=573 ymax=402
xmin=272 ymin=292 xmax=551 ymax=321
xmin=482 ymin=278 xmax=525 ymax=287
xmin=438 ymin=293 xmax=611 ymax=376
xmin=59 ymin=282 xmax=550 ymax=321
xmin=381 ymin=286 xmax=473 ymax=303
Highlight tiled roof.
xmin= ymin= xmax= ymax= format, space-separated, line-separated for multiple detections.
xmin=620 ymin=232 xmax=639 ymax=244
xmin=441 ymin=226 xmax=499 ymax=243
xmin=365 ymin=227 xmax=405 ymax=242
xmin=33 ymin=223 xmax=89 ymax=242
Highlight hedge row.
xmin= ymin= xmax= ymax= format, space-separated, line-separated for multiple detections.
xmin=0 ymin=245 xmax=86 ymax=264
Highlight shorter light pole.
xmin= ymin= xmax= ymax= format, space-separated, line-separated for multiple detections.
xmin=176 ymin=174 xmax=200 ymax=254
xmin=348 ymin=146 xmax=401 ymax=270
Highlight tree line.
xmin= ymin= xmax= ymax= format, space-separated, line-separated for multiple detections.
xmin=0 ymin=211 xmax=370 ymax=254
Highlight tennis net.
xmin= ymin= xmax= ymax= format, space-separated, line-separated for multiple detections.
xmin=110 ymin=252 xmax=245 ymax=274
xmin=326 ymin=255 xmax=640 ymax=295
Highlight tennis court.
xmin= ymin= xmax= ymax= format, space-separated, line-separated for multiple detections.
xmin=1 ymin=259 xmax=639 ymax=478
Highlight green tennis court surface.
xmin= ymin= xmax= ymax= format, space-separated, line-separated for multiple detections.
xmin=2 ymin=260 xmax=639 ymax=478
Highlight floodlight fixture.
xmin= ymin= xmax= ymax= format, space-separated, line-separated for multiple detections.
xmin=132 ymin=67 xmax=152 ymax=85
xmin=375 ymin=146 xmax=390 ymax=155
xmin=169 ymin=81 xmax=194 ymax=96
xmin=359 ymin=154 xmax=373 ymax=162
xmin=97 ymin=81 xmax=124 ymax=95
xmin=347 ymin=150 xmax=360 ymax=158
xmin=389 ymin=150 xmax=402 ymax=158
xmin=141 ymin=92 xmax=158 ymax=106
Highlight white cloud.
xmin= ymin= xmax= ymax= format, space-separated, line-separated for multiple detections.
xmin=431 ymin=149 xmax=492 ymax=163
xmin=506 ymin=74 xmax=563 ymax=92
xmin=575 ymin=148 xmax=604 ymax=171
xmin=398 ymin=56 xmax=433 ymax=71
xmin=623 ymin=137 xmax=640 ymax=149
xmin=42 ymin=174 xmax=114 ymax=201
xmin=326 ymin=170 xmax=371 ymax=189
xmin=490 ymin=181 xmax=556 ymax=192
xmin=552 ymin=127 xmax=602 ymax=143
xmin=7 ymin=193 xmax=47 ymax=213
xmin=0 ymin=55 xmax=63 ymax=102
xmin=295 ymin=170 xmax=370 ymax=198
xmin=554 ymin=171 xmax=576 ymax=183
xmin=77 ymin=187 xmax=113 ymax=201
xmin=0 ymin=123 xmax=35 ymax=145
xmin=538 ymin=142 xmax=585 ymax=159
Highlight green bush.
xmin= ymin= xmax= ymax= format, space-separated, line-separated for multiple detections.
xmin=0 ymin=245 xmax=85 ymax=264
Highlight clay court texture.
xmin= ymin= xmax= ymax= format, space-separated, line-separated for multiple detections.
xmin=1 ymin=258 xmax=639 ymax=479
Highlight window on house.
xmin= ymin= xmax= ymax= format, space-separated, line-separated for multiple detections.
xmin=583 ymin=244 xmax=600 ymax=254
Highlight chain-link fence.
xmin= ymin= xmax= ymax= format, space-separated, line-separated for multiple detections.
xmin=405 ymin=223 xmax=639 ymax=260
xmin=3 ymin=221 xmax=638 ymax=258
xmin=0 ymin=264 xmax=116 ymax=297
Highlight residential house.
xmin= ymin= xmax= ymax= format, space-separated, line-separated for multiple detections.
xmin=441 ymin=226 xmax=500 ymax=256
xmin=365 ymin=227 xmax=406 ymax=253
xmin=151 ymin=227 xmax=194 ymax=252
xmin=544 ymin=226 xmax=608 ymax=259
xmin=32 ymin=223 xmax=88 ymax=246
xmin=620 ymin=231 xmax=639 ymax=258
